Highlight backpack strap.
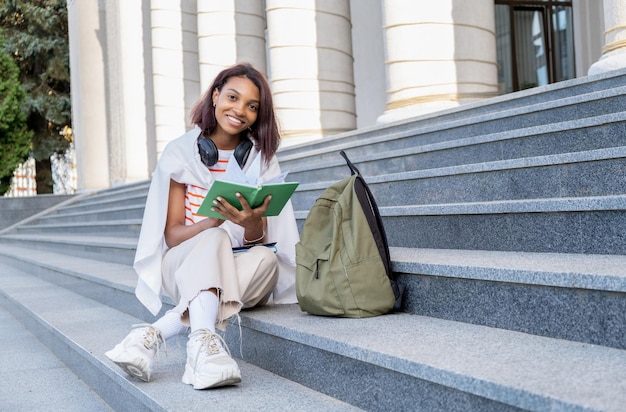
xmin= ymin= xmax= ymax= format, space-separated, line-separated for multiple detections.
xmin=340 ymin=150 xmax=361 ymax=176
xmin=339 ymin=150 xmax=404 ymax=310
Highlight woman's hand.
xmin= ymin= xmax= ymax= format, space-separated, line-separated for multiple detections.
xmin=212 ymin=193 xmax=270 ymax=241
xmin=199 ymin=216 xmax=225 ymax=230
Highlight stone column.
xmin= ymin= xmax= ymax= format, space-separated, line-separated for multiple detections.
xmin=588 ymin=0 xmax=626 ymax=75
xmin=150 ymin=0 xmax=199 ymax=157
xmin=197 ymin=0 xmax=267 ymax=90
xmin=378 ymin=0 xmax=498 ymax=122
xmin=67 ymin=0 xmax=110 ymax=191
xmin=266 ymin=0 xmax=356 ymax=140
xmin=181 ymin=0 xmax=201 ymax=132
xmin=103 ymin=0 xmax=151 ymax=184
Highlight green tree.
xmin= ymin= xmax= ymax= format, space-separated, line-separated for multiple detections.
xmin=0 ymin=31 xmax=32 ymax=195
xmin=0 ymin=0 xmax=71 ymax=194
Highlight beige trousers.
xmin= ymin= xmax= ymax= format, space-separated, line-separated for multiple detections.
xmin=161 ymin=228 xmax=278 ymax=328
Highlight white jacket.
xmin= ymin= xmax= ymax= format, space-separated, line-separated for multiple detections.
xmin=134 ymin=126 xmax=299 ymax=315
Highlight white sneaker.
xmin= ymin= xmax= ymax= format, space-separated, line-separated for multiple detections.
xmin=105 ymin=324 xmax=163 ymax=382
xmin=182 ymin=329 xmax=241 ymax=389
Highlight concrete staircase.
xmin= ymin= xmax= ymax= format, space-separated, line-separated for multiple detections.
xmin=1 ymin=68 xmax=625 ymax=411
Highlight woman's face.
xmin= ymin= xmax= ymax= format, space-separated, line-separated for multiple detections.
xmin=212 ymin=76 xmax=260 ymax=141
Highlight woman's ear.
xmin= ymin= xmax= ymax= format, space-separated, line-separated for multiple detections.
xmin=212 ymin=88 xmax=219 ymax=107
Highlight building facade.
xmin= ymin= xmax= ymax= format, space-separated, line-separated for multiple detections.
xmin=66 ymin=0 xmax=624 ymax=191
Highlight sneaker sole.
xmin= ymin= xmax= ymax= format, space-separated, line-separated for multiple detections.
xmin=112 ymin=359 xmax=152 ymax=382
xmin=182 ymin=364 xmax=241 ymax=390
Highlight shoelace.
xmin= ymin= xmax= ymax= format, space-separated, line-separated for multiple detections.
xmin=131 ymin=323 xmax=166 ymax=361
xmin=189 ymin=329 xmax=232 ymax=360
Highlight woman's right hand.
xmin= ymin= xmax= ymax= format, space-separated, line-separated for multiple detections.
xmin=199 ymin=216 xmax=224 ymax=231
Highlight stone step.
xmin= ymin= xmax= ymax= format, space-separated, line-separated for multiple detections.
xmin=294 ymin=194 xmax=626 ymax=255
xmin=290 ymin=147 xmax=626 ymax=211
xmin=0 ymin=265 xmax=361 ymax=411
xmin=0 ymin=194 xmax=75 ymax=232
xmin=0 ymin=243 xmax=623 ymax=350
xmin=6 ymin=182 xmax=148 ymax=230
xmin=0 ymin=234 xmax=137 ymax=266
xmin=227 ymin=304 xmax=626 ymax=412
xmin=22 ymin=183 xmax=150 ymax=227
xmin=34 ymin=203 xmax=145 ymax=224
xmin=56 ymin=193 xmax=148 ymax=215
xmin=0 ymin=304 xmax=113 ymax=411
xmin=284 ymin=113 xmax=626 ymax=185
xmin=1 ymin=259 xmax=624 ymax=411
xmin=15 ymin=219 xmax=142 ymax=237
xmin=14 ymin=149 xmax=625 ymax=253
xmin=278 ymin=69 xmax=626 ymax=164
xmin=0 ymin=192 xmax=93 ymax=236
xmin=3 ymin=193 xmax=624 ymax=261
xmin=391 ymin=247 xmax=626 ymax=350
xmin=76 ymin=181 xmax=150 ymax=205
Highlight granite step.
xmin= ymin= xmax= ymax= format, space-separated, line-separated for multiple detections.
xmin=0 ymin=233 xmax=138 ymax=266
xmin=226 ymin=303 xmax=626 ymax=412
xmin=290 ymin=146 xmax=626 ymax=211
xmin=2 ymin=257 xmax=625 ymax=411
xmin=391 ymin=247 xmax=626 ymax=350
xmin=73 ymin=181 xmax=150 ymax=206
xmin=284 ymin=113 xmax=626 ymax=185
xmin=55 ymin=193 xmax=148 ymax=214
xmin=0 ymin=304 xmax=113 ymax=411
xmin=0 ymin=265 xmax=362 ymax=412
xmin=0 ymin=242 xmax=623 ymax=350
xmin=14 ymin=219 xmax=143 ymax=237
xmin=0 ymin=194 xmax=76 ymax=232
xmin=32 ymin=203 xmax=145 ymax=224
xmin=278 ymin=69 xmax=626 ymax=164
xmin=294 ymin=194 xmax=626 ymax=255
xmin=12 ymin=152 xmax=624 ymax=256
xmin=22 ymin=184 xmax=150 ymax=227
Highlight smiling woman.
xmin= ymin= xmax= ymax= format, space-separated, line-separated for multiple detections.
xmin=105 ymin=63 xmax=300 ymax=390
xmin=191 ymin=63 xmax=280 ymax=162
xmin=210 ymin=76 xmax=259 ymax=149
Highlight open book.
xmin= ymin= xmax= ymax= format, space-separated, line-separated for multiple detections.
xmin=197 ymin=180 xmax=299 ymax=219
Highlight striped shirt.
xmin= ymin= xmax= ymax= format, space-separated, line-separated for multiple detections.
xmin=184 ymin=149 xmax=234 ymax=225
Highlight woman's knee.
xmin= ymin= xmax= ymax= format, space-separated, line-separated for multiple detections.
xmin=197 ymin=227 xmax=230 ymax=244
xmin=251 ymin=246 xmax=279 ymax=272
xmin=170 ymin=228 xmax=232 ymax=286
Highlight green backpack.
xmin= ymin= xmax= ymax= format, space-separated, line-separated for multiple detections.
xmin=295 ymin=151 xmax=403 ymax=317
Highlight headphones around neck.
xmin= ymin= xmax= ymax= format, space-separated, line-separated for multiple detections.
xmin=198 ymin=135 xmax=253 ymax=169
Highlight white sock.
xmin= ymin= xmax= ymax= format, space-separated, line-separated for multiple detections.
xmin=188 ymin=290 xmax=219 ymax=333
xmin=152 ymin=311 xmax=188 ymax=340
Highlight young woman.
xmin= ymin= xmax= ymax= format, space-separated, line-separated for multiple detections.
xmin=105 ymin=63 xmax=299 ymax=390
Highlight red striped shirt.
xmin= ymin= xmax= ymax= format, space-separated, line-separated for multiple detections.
xmin=184 ymin=150 xmax=234 ymax=224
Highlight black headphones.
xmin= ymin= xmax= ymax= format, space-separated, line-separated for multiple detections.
xmin=198 ymin=136 xmax=253 ymax=168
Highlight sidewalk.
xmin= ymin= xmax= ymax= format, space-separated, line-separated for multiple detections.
xmin=0 ymin=304 xmax=112 ymax=411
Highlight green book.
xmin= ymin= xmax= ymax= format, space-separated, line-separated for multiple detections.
xmin=197 ymin=180 xmax=299 ymax=219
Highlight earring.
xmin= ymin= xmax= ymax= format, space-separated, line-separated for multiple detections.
xmin=213 ymin=102 xmax=216 ymax=107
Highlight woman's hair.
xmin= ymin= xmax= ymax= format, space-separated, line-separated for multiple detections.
xmin=190 ymin=62 xmax=280 ymax=162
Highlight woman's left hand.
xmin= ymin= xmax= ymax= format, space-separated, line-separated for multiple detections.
xmin=212 ymin=193 xmax=270 ymax=232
